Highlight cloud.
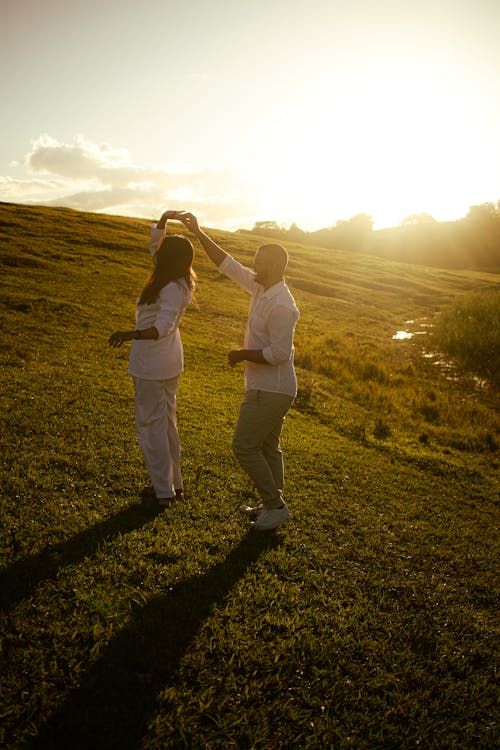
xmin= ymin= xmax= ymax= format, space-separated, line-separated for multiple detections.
xmin=0 ymin=175 xmax=69 ymax=197
xmin=41 ymin=187 xmax=147 ymax=212
xmin=25 ymin=134 xmax=131 ymax=180
xmin=1 ymin=134 xmax=260 ymax=228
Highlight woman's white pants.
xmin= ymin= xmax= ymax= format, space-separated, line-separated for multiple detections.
xmin=133 ymin=376 xmax=182 ymax=499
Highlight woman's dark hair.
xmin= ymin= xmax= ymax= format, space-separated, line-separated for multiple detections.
xmin=138 ymin=235 xmax=196 ymax=305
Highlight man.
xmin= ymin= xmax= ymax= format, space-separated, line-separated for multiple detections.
xmin=179 ymin=212 xmax=299 ymax=531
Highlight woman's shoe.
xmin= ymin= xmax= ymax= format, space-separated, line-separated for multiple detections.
xmin=157 ymin=496 xmax=176 ymax=508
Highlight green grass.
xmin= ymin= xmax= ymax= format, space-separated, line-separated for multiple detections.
xmin=0 ymin=202 xmax=499 ymax=749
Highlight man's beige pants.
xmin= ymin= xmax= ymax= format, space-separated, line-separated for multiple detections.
xmin=232 ymin=389 xmax=294 ymax=509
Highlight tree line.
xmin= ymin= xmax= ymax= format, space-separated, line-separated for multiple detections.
xmin=246 ymin=201 xmax=500 ymax=270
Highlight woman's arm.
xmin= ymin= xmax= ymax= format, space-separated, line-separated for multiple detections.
xmin=150 ymin=210 xmax=183 ymax=255
xmin=227 ymin=349 xmax=268 ymax=367
xmin=155 ymin=209 xmax=181 ymax=230
xmin=109 ymin=211 xmax=187 ymax=347
xmin=108 ymin=327 xmax=159 ymax=347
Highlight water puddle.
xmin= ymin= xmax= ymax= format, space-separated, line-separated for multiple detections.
xmin=392 ymin=317 xmax=431 ymax=340
xmin=392 ymin=330 xmax=413 ymax=340
xmin=422 ymin=350 xmax=459 ymax=380
xmin=392 ymin=317 xmax=489 ymax=390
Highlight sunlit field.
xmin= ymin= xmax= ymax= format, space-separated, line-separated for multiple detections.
xmin=0 ymin=202 xmax=498 ymax=749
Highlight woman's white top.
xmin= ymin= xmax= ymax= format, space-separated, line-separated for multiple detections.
xmin=128 ymin=225 xmax=192 ymax=381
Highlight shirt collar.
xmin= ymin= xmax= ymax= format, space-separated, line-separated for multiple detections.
xmin=261 ymin=279 xmax=286 ymax=299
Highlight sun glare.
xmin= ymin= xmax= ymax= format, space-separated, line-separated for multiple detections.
xmin=257 ymin=58 xmax=491 ymax=230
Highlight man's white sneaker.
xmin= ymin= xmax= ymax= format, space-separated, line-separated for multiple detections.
xmin=239 ymin=503 xmax=263 ymax=520
xmin=251 ymin=503 xmax=290 ymax=531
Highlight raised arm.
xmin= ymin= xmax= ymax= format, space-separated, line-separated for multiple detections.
xmin=109 ymin=210 xmax=182 ymax=346
xmin=178 ymin=212 xmax=227 ymax=268
xmin=155 ymin=209 xmax=180 ymax=230
xmin=149 ymin=210 xmax=181 ymax=256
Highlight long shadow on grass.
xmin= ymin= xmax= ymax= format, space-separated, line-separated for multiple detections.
xmin=29 ymin=530 xmax=280 ymax=750
xmin=0 ymin=497 xmax=162 ymax=611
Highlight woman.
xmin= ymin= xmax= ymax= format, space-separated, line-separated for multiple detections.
xmin=109 ymin=210 xmax=195 ymax=507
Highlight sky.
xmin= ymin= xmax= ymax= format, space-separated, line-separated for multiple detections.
xmin=1 ymin=0 xmax=499 ymax=231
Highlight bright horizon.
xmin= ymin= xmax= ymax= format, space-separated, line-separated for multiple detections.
xmin=1 ymin=0 xmax=499 ymax=232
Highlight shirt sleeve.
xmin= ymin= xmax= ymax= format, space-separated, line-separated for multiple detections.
xmin=149 ymin=225 xmax=165 ymax=256
xmin=219 ymin=254 xmax=256 ymax=294
xmin=262 ymin=306 xmax=299 ymax=365
xmin=154 ymin=283 xmax=186 ymax=337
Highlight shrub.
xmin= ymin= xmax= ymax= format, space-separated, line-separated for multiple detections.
xmin=294 ymin=380 xmax=317 ymax=414
xmin=433 ymin=289 xmax=500 ymax=387
xmin=419 ymin=403 xmax=440 ymax=423
xmin=373 ymin=418 xmax=391 ymax=439
xmin=361 ymin=362 xmax=390 ymax=385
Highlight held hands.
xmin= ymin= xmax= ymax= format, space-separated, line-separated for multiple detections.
xmin=156 ymin=209 xmax=182 ymax=229
xmin=108 ymin=331 xmax=135 ymax=348
xmin=156 ymin=210 xmax=200 ymax=234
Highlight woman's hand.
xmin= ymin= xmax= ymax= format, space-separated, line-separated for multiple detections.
xmin=108 ymin=330 xmax=135 ymax=348
xmin=156 ymin=209 xmax=182 ymax=229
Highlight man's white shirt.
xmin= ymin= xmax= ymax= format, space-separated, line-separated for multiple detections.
xmin=219 ymin=254 xmax=299 ymax=397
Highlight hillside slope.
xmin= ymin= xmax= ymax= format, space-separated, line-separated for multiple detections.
xmin=0 ymin=202 xmax=498 ymax=749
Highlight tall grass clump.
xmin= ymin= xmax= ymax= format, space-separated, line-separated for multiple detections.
xmin=433 ymin=288 xmax=500 ymax=387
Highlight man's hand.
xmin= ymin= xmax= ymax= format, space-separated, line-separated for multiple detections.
xmin=177 ymin=211 xmax=201 ymax=236
xmin=228 ymin=350 xmax=243 ymax=367
xmin=177 ymin=212 xmax=227 ymax=266
xmin=108 ymin=330 xmax=135 ymax=348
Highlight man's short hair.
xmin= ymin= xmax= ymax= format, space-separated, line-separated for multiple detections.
xmin=259 ymin=243 xmax=289 ymax=274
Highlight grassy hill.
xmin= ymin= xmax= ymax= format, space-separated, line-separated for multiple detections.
xmin=0 ymin=201 xmax=498 ymax=749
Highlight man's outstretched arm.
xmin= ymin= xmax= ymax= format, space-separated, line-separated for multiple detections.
xmin=178 ymin=211 xmax=227 ymax=267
